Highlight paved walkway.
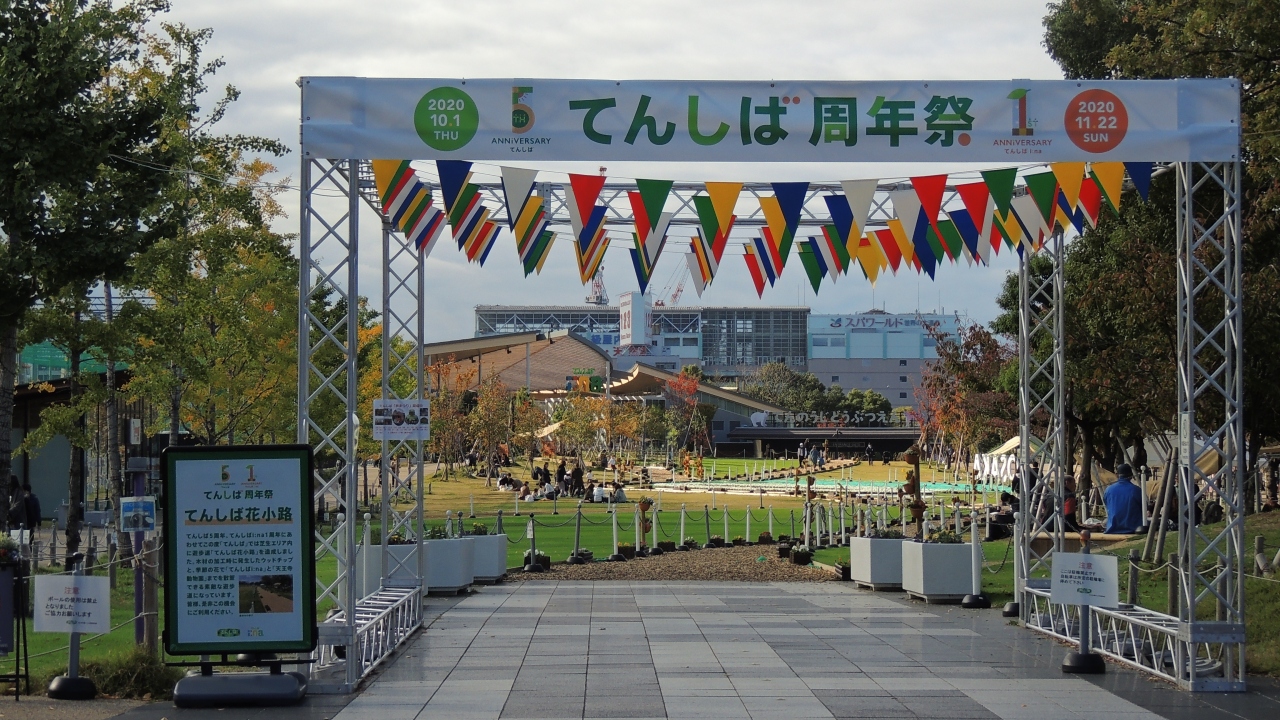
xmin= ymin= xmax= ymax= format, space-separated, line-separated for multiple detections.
xmin=113 ymin=581 xmax=1278 ymax=720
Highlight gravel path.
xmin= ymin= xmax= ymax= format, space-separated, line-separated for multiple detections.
xmin=509 ymin=544 xmax=834 ymax=582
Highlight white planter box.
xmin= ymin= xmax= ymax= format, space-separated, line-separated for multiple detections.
xmin=848 ymin=537 xmax=904 ymax=590
xmin=471 ymin=534 xmax=509 ymax=582
xmin=901 ymin=541 xmax=972 ymax=603
xmin=424 ymin=537 xmax=476 ymax=593
xmin=355 ymin=543 xmax=421 ymax=598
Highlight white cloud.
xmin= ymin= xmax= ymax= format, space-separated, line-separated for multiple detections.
xmin=167 ymin=0 xmax=1061 ymax=340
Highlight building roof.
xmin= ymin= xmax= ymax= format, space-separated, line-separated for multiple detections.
xmin=475 ymin=304 xmax=808 ymax=312
xmin=607 ymin=364 xmax=786 ymax=415
xmin=425 ymin=330 xmax=614 ymax=392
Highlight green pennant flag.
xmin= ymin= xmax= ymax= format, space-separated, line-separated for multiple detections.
xmin=1022 ymin=171 xmax=1060 ymax=225
xmin=826 ymin=225 xmax=852 ymax=273
xmin=925 ymin=225 xmax=946 ymax=264
xmin=797 ymin=244 xmax=824 ymax=294
xmin=636 ymin=179 xmax=674 ymax=227
xmin=937 ymin=219 xmax=964 ymax=263
xmin=980 ymin=167 xmax=1018 ymax=217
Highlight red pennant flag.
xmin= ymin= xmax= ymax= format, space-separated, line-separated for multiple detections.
xmin=874 ymin=229 xmax=902 ymax=273
xmin=910 ymin=174 xmax=950 ymax=259
xmin=1078 ymin=176 xmax=1103 ymax=229
xmin=568 ymin=174 xmax=606 ymax=223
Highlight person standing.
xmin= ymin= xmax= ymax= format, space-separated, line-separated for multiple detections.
xmin=23 ymin=483 xmax=40 ymax=527
xmin=6 ymin=476 xmax=25 ymax=531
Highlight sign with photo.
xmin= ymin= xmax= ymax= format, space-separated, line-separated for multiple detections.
xmin=33 ymin=574 xmax=109 ymax=634
xmin=163 ymin=445 xmax=315 ymax=655
xmin=372 ymin=399 xmax=431 ymax=441
xmin=118 ymin=496 xmax=156 ymax=532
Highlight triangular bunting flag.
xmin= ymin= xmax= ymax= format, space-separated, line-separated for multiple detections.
xmin=797 ymin=242 xmax=825 ymax=294
xmin=759 ymin=182 xmax=808 ymax=265
xmin=857 ymin=234 xmax=886 ymax=284
xmin=981 ymin=167 xmax=1018 ymax=216
xmin=956 ymin=182 xmax=996 ymax=264
xmin=1010 ymin=193 xmax=1050 ymax=249
xmin=501 ymin=166 xmax=557 ymax=276
xmin=691 ymin=182 xmax=742 ymax=289
xmin=1051 ymin=162 xmax=1086 ymax=210
xmin=823 ymin=194 xmax=857 ymax=269
xmin=947 ymin=209 xmax=982 ymax=264
xmin=911 ymin=174 xmax=949 ymax=252
xmin=811 ymin=234 xmax=841 ymax=282
xmin=874 ymin=229 xmax=903 ymax=273
xmin=565 ymin=173 xmax=611 ymax=283
xmin=371 ymin=160 xmax=448 ymax=259
xmin=1089 ymin=162 xmax=1125 ymax=215
xmin=1078 ymin=176 xmax=1103 ymax=229
xmin=628 ymin=180 xmax=674 ymax=294
xmin=840 ymin=180 xmax=878 ymax=241
xmin=437 ymin=160 xmax=500 ymax=265
xmin=744 ymin=243 xmax=769 ymax=298
xmin=685 ymin=252 xmax=708 ymax=297
xmin=1124 ymin=162 xmax=1153 ymax=202
xmin=1022 ymin=171 xmax=1061 ymax=230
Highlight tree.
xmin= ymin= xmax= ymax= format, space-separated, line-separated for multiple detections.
xmin=1039 ymin=0 xmax=1280 ymax=476
xmin=915 ymin=322 xmax=1017 ymax=457
xmin=426 ymin=358 xmax=477 ymax=481
xmin=468 ymin=378 xmax=512 ymax=486
xmin=738 ymin=362 xmax=825 ymax=411
xmin=0 ymin=1 xmax=183 ymax=546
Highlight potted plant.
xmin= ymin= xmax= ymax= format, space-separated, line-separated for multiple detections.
xmin=849 ymin=527 xmax=905 ymax=590
xmin=682 ymin=537 xmax=700 ymax=550
xmin=523 ymin=549 xmax=551 ymax=571
xmin=569 ymin=548 xmax=594 ymax=563
xmin=756 ymin=531 xmax=774 ymax=545
xmin=709 ymin=535 xmax=724 ymax=548
xmin=657 ymin=540 xmax=677 ymax=552
xmin=834 ymin=557 xmax=851 ymax=581
xmin=638 ymin=496 xmax=654 ymax=512
xmin=470 ymin=523 xmax=508 ymax=583
xmin=790 ymin=544 xmax=813 ymax=565
xmin=901 ymin=528 xmax=971 ymax=603
xmin=776 ymin=534 xmax=791 ymax=544
xmin=618 ymin=542 xmax=636 ymax=560
xmin=776 ymin=541 xmax=792 ymax=559
xmin=732 ymin=536 xmax=746 ymax=547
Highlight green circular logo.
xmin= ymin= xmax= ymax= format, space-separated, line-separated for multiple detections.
xmin=414 ymin=87 xmax=479 ymax=151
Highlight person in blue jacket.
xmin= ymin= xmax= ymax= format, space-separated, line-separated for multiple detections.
xmin=1104 ymin=463 xmax=1145 ymax=534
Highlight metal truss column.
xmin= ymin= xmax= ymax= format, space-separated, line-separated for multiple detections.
xmin=378 ymin=212 xmax=428 ymax=597
xmin=298 ymin=157 xmax=361 ymax=691
xmin=1174 ymin=161 xmax=1246 ymax=691
xmin=1016 ymin=230 xmax=1066 ymax=615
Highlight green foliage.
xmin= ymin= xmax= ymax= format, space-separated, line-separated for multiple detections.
xmin=41 ymin=646 xmax=184 ymax=700
xmin=1042 ymin=0 xmax=1141 ymax=79
xmin=739 ymin=362 xmax=892 ymax=415
xmin=925 ymin=529 xmax=964 ymax=544
xmin=866 ymin=527 xmax=904 ymax=540
xmin=471 ymin=522 xmax=488 ymax=536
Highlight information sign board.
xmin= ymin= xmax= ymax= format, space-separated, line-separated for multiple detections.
xmin=163 ymin=445 xmax=315 ymax=655
xmin=372 ymin=399 xmax=431 ymax=441
xmin=1050 ymin=551 xmax=1119 ymax=608
xmin=33 ymin=574 xmax=109 ymax=633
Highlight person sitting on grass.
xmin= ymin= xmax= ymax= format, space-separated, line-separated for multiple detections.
xmin=593 ymin=483 xmax=607 ymax=503
xmin=612 ymin=483 xmax=627 ymax=504
xmin=583 ymin=482 xmax=596 ymax=502
xmin=1104 ymin=464 xmax=1145 ymax=534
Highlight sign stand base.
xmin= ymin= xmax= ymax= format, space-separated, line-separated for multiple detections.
xmin=173 ymin=670 xmax=307 ymax=708
xmin=47 ymin=675 xmax=96 ymax=700
xmin=1061 ymin=651 xmax=1106 ymax=674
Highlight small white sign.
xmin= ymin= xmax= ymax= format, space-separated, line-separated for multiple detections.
xmin=1051 ymin=552 xmax=1119 ymax=608
xmin=372 ymin=399 xmax=431 ymax=441
xmin=33 ymin=575 xmax=110 ymax=633
xmin=119 ymin=496 xmax=156 ymax=532
xmin=130 ymin=418 xmax=143 ymax=445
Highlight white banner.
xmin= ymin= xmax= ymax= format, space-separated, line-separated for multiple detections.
xmin=1051 ymin=551 xmax=1119 ymax=608
xmin=372 ymin=399 xmax=431 ymax=441
xmin=34 ymin=575 xmax=110 ymax=633
xmin=301 ymin=78 xmax=1238 ymax=162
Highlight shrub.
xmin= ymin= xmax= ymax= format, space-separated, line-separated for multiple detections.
xmin=732 ymin=536 xmax=745 ymax=543
xmin=425 ymin=525 xmax=448 ymax=539
xmin=867 ymin=528 xmax=904 ymax=540
xmin=42 ymin=647 xmax=183 ymax=700
xmin=926 ymin=528 xmax=964 ymax=544
xmin=617 ymin=542 xmax=634 ymax=549
xmin=470 ymin=522 xmax=488 ymax=536
xmin=683 ymin=537 xmax=700 ymax=549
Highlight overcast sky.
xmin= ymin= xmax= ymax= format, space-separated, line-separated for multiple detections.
xmin=166 ymin=0 xmax=1065 ymax=341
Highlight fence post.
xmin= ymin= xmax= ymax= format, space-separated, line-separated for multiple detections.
xmin=768 ymin=506 xmax=773 ymax=536
xmin=143 ymin=538 xmax=158 ymax=651
xmin=469 ymin=495 xmax=475 ymax=518
xmin=634 ymin=506 xmax=642 ymax=555
xmin=568 ymin=504 xmax=584 ymax=564
xmin=704 ymin=505 xmax=712 ymax=546
xmin=650 ymin=504 xmax=660 ymax=553
xmin=524 ymin=514 xmax=544 ymax=572
xmin=679 ymin=504 xmax=687 ymax=547
xmin=1127 ymin=549 xmax=1139 ymax=606
xmin=609 ymin=506 xmax=625 ymax=561
xmin=962 ymin=511 xmax=990 ymax=608
xmin=723 ymin=506 xmax=729 ymax=541
xmin=1167 ymin=554 xmax=1179 ymax=618
xmin=745 ymin=506 xmax=751 ymax=542
xmin=790 ymin=509 xmax=796 ymax=540
xmin=496 ymin=508 xmax=505 ymax=535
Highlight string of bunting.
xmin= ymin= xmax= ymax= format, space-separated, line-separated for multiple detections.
xmin=375 ymin=160 xmax=1155 ymax=295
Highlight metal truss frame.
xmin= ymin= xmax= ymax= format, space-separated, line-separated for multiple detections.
xmin=1017 ymin=162 xmax=1246 ymax=692
xmin=302 ymin=155 xmax=1245 ymax=693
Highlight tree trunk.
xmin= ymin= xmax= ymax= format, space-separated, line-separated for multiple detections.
xmin=0 ymin=322 xmax=17 ymax=532
xmin=103 ymin=283 xmax=129 ymax=560
xmin=65 ymin=313 xmax=84 ymax=568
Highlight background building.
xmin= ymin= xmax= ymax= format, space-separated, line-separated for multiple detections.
xmin=475 ymin=300 xmax=963 ymax=410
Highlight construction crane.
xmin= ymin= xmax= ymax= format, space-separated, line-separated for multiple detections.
xmin=653 ymin=263 xmax=688 ymax=307
xmin=585 ymin=267 xmax=609 ymax=305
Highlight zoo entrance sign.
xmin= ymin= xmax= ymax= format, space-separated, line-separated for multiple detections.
xmin=300 ymin=78 xmax=1239 ymax=162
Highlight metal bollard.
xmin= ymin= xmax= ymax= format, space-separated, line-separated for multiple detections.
xmin=768 ymin=506 xmax=773 ymax=536
xmin=723 ymin=506 xmax=729 ymax=541
xmin=745 ymin=506 xmax=751 ymax=541
xmin=790 ymin=509 xmax=796 ymax=540
xmin=524 ymin=514 xmax=544 ymax=572
xmin=609 ymin=506 xmax=625 ymax=561
xmin=496 ymin=509 xmax=505 ymax=535
xmin=469 ymin=495 xmax=476 ymax=518
xmin=704 ymin=505 xmax=712 ymax=546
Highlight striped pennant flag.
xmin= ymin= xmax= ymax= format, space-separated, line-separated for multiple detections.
xmin=501 ymin=167 xmax=557 ymax=276
xmin=1089 ymin=162 xmax=1125 ymax=215
xmin=889 ymin=189 xmax=933 ymax=277
xmin=690 ymin=182 xmax=742 ymax=289
xmin=811 ymin=232 xmax=844 ymax=282
xmin=797 ymin=241 xmax=825 ymax=293
xmin=759 ymin=182 xmax=809 ymax=269
xmin=743 ymin=242 xmax=769 ymax=297
xmin=565 ymin=173 xmax=611 ymax=283
xmin=437 ymin=160 xmax=501 ymax=265
xmin=371 ymin=160 xmax=447 ymax=258
xmin=956 ymin=181 xmax=997 ymax=262
xmin=628 ymin=179 xmax=674 ymax=294
xmin=685 ymin=252 xmax=708 ymax=297
xmin=874 ymin=229 xmax=903 ymax=274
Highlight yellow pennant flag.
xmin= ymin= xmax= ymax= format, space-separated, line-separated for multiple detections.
xmin=1051 ymin=162 xmax=1086 ymax=210
xmin=1089 ymin=162 xmax=1125 ymax=215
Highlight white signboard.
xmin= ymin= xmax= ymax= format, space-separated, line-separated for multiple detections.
xmin=1051 ymin=552 xmax=1119 ymax=608
xmin=301 ymin=78 xmax=1239 ymax=162
xmin=129 ymin=418 xmax=142 ymax=445
xmin=33 ymin=575 xmax=110 ymax=633
xmin=372 ymin=399 xmax=431 ymax=441
xmin=165 ymin=446 xmax=314 ymax=654
xmin=119 ymin=496 xmax=156 ymax=532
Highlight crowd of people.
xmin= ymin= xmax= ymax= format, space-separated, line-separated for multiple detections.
xmin=496 ymin=458 xmax=634 ymax=505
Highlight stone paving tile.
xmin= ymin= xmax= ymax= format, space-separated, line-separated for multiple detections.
xmin=305 ymin=582 xmax=1280 ymax=720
